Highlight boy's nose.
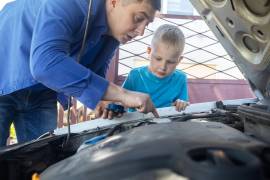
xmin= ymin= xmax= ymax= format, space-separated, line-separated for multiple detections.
xmin=160 ymin=63 xmax=167 ymax=71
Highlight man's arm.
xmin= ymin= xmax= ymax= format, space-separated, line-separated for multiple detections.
xmin=30 ymin=0 xmax=108 ymax=109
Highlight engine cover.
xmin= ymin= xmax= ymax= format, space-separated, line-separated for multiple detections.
xmin=41 ymin=121 xmax=267 ymax=180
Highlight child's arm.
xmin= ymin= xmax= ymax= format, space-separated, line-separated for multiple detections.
xmin=173 ymin=74 xmax=189 ymax=111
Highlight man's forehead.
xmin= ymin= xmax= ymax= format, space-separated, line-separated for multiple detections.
xmin=139 ymin=11 xmax=155 ymax=22
xmin=120 ymin=1 xmax=157 ymax=24
xmin=134 ymin=3 xmax=156 ymax=21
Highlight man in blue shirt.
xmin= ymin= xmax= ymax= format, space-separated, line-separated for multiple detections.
xmin=0 ymin=0 xmax=161 ymax=146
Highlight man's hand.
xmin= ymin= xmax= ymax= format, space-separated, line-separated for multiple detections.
xmin=173 ymin=99 xmax=189 ymax=112
xmin=121 ymin=91 xmax=159 ymax=118
xmin=102 ymin=83 xmax=159 ymax=118
xmin=94 ymin=101 xmax=124 ymax=120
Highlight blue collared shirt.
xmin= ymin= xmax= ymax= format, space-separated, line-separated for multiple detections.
xmin=0 ymin=0 xmax=119 ymax=109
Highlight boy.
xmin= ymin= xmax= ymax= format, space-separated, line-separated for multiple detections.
xmin=0 ymin=0 xmax=161 ymax=146
xmin=123 ymin=24 xmax=189 ymax=112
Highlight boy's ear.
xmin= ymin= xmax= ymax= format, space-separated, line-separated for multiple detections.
xmin=147 ymin=47 xmax=152 ymax=54
xmin=177 ymin=56 xmax=183 ymax=65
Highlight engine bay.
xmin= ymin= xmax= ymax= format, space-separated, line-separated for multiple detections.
xmin=1 ymin=99 xmax=270 ymax=180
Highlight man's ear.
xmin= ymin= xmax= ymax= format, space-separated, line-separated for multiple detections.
xmin=112 ymin=0 xmax=116 ymax=7
xmin=111 ymin=0 xmax=119 ymax=8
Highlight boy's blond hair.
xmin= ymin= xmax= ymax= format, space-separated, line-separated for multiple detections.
xmin=151 ymin=24 xmax=185 ymax=55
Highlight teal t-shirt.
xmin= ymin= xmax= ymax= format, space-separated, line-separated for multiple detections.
xmin=122 ymin=66 xmax=188 ymax=110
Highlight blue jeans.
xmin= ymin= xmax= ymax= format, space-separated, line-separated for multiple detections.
xmin=0 ymin=88 xmax=57 ymax=146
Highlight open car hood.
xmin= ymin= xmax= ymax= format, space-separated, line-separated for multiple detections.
xmin=189 ymin=0 xmax=270 ymax=102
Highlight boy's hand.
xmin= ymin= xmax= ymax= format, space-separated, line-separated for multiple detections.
xmin=94 ymin=101 xmax=124 ymax=120
xmin=173 ymin=99 xmax=189 ymax=112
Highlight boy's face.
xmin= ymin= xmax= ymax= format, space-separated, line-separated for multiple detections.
xmin=149 ymin=41 xmax=182 ymax=78
xmin=107 ymin=0 xmax=156 ymax=44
